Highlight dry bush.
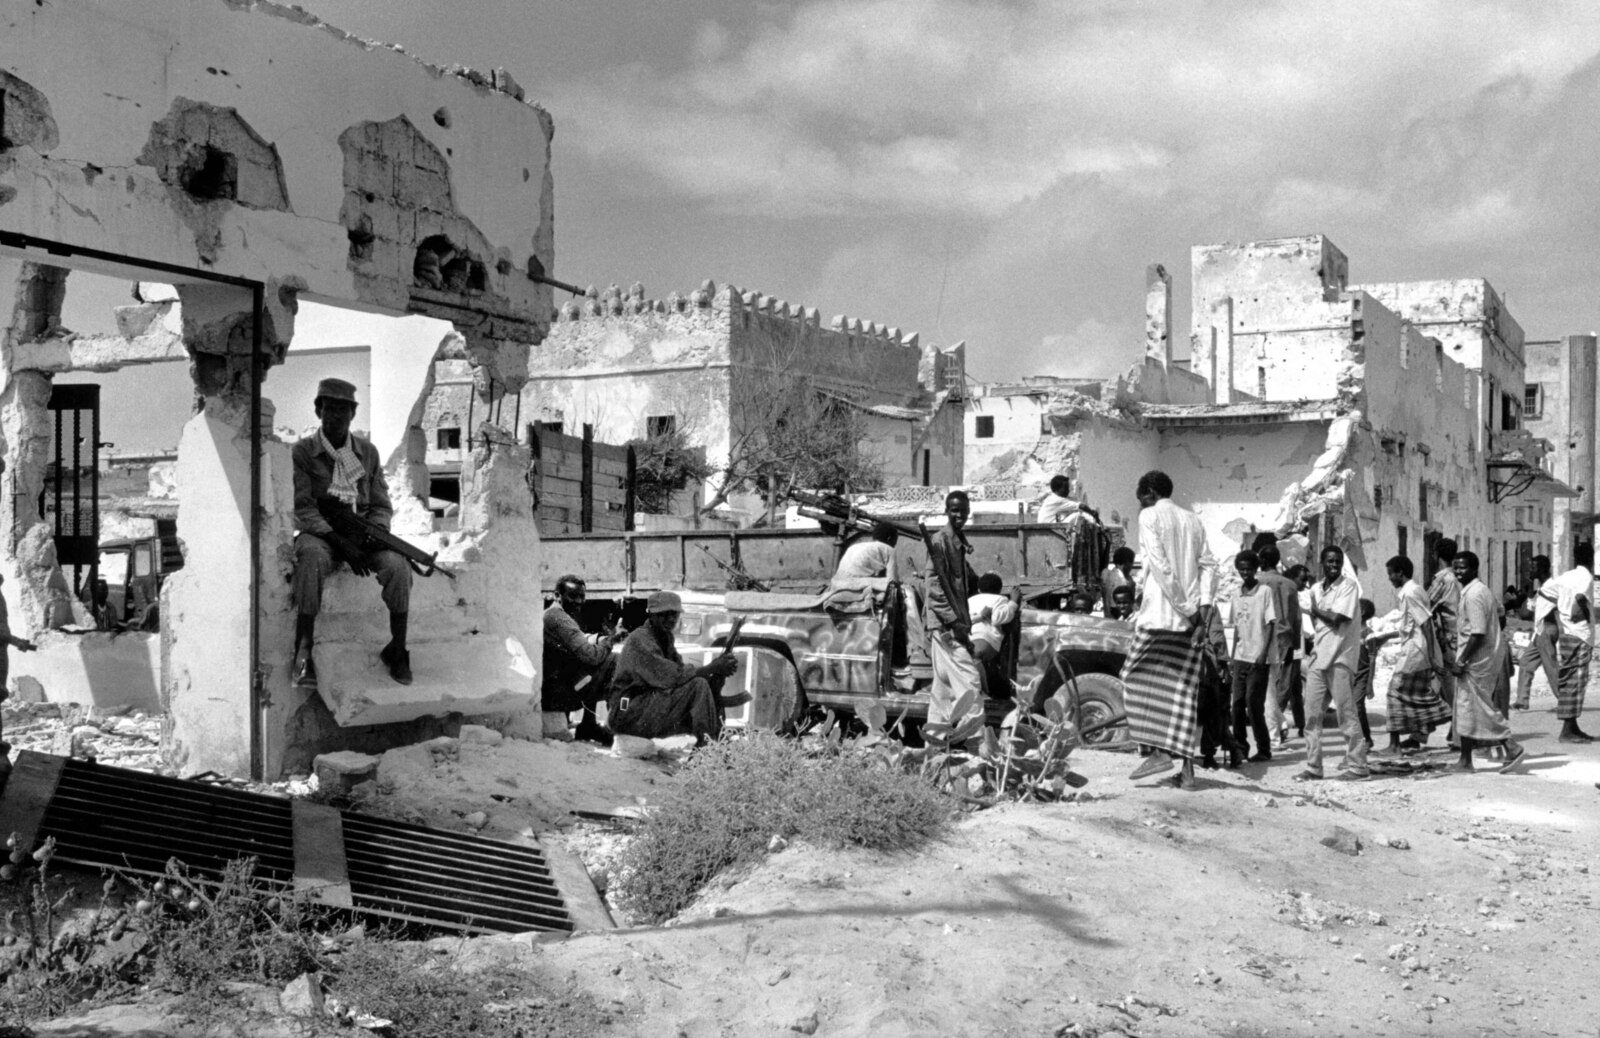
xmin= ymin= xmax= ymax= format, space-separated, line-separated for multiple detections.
xmin=613 ymin=734 xmax=951 ymax=924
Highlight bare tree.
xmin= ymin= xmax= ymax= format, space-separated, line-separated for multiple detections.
xmin=704 ymin=366 xmax=885 ymax=524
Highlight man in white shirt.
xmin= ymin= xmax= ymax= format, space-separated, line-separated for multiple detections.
xmin=1121 ymin=470 xmax=1217 ymax=790
xmin=1543 ymin=544 xmax=1595 ymax=743
xmin=1299 ymin=545 xmax=1369 ymax=780
xmin=967 ymin=572 xmax=1018 ymax=663
xmin=833 ymin=522 xmax=900 ymax=583
xmin=1036 ymin=475 xmax=1080 ymax=523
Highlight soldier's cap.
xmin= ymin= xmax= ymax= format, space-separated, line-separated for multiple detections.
xmin=645 ymin=590 xmax=683 ymax=614
xmin=315 ymin=378 xmax=358 ymax=405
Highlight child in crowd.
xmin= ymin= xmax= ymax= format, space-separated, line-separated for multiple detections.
xmin=967 ymin=572 xmax=1018 ymax=665
xmin=1107 ymin=584 xmax=1136 ymax=621
xmin=1352 ymin=598 xmax=1376 ymax=749
xmin=1228 ymin=549 xmax=1279 ymax=763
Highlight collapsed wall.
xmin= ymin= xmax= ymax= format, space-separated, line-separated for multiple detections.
xmin=0 ymin=0 xmax=556 ymax=778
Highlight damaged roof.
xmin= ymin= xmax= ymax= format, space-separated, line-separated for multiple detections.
xmin=1141 ymin=399 xmax=1343 ymax=427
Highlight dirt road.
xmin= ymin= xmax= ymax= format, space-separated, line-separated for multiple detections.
xmin=541 ymin=708 xmax=1600 ymax=1038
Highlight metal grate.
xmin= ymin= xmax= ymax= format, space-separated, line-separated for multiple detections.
xmin=0 ymin=753 xmax=571 ymax=935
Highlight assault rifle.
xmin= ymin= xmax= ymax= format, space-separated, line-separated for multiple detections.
xmin=317 ymin=497 xmax=449 ymax=578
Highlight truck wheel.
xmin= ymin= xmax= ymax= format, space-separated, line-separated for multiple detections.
xmin=1064 ymin=672 xmax=1128 ymax=746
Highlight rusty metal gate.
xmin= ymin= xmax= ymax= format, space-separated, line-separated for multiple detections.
xmin=0 ymin=753 xmax=574 ymax=935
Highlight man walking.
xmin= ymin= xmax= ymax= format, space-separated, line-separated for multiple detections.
xmin=1298 ymin=546 xmax=1369 ymax=780
xmin=1446 ymin=550 xmax=1527 ymax=773
xmin=1375 ymin=555 xmax=1451 ymax=753
xmin=1121 ymin=471 xmax=1216 ymax=790
xmin=1544 ymin=544 xmax=1596 ymax=743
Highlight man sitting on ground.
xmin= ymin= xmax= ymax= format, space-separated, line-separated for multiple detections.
xmin=609 ymin=591 xmax=742 ymax=745
xmin=543 ymin=575 xmax=620 ymax=745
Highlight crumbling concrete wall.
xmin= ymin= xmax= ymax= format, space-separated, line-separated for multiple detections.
xmin=1 ymin=0 xmax=555 ymax=776
xmin=1155 ymin=418 xmax=1337 ymax=570
xmin=1190 ymin=235 xmax=1354 ymax=403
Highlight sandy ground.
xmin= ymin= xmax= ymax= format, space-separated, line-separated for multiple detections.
xmin=11 ymin=673 xmax=1600 ymax=1037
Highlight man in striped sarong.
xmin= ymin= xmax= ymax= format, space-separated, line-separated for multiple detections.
xmin=1374 ymin=554 xmax=1451 ymax=753
xmin=1121 ymin=471 xmax=1216 ymax=790
xmin=1543 ymin=544 xmax=1595 ymax=743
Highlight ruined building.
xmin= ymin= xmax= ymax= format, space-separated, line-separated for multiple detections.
xmin=1523 ymin=334 xmax=1599 ymax=568
xmin=1 ymin=0 xmax=558 ymax=778
xmin=459 ymin=281 xmax=967 ymax=522
xmin=966 ymin=235 xmax=1571 ymax=608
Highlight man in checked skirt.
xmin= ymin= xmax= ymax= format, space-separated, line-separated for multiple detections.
xmin=1122 ymin=470 xmax=1217 ymax=790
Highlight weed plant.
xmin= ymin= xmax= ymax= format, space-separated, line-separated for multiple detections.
xmin=332 ymin=940 xmax=611 ymax=1038
xmin=613 ymin=734 xmax=951 ymax=924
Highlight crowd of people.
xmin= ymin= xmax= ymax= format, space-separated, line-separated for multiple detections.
xmin=529 ymin=464 xmax=1593 ymax=778
xmin=1116 ymin=469 xmax=1593 ymax=790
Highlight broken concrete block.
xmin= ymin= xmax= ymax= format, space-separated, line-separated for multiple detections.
xmin=376 ymin=743 xmax=434 ymax=792
xmin=458 ymin=724 xmax=502 ymax=747
xmin=462 ymin=811 xmax=487 ymax=830
xmin=421 ymin=735 xmax=459 ymax=755
xmin=280 ymin=972 xmax=324 ymax=1017
xmin=1319 ymin=826 xmax=1363 ymax=856
xmin=542 ymin=711 xmax=573 ymax=740
xmin=312 ymin=751 xmax=380 ymax=795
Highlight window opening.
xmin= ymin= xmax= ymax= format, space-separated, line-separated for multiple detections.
xmin=646 ymin=415 xmax=677 ymax=438
xmin=436 ymin=427 xmax=461 ymax=450
xmin=975 ymin=415 xmax=995 ymax=438
xmin=1524 ymin=383 xmax=1542 ymax=419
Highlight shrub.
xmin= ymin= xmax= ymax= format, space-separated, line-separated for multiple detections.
xmin=612 ymin=734 xmax=951 ymax=924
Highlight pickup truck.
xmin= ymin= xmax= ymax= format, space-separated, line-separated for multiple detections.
xmin=540 ymin=525 xmax=1135 ymax=741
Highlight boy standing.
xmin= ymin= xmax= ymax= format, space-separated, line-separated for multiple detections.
xmin=1229 ymin=549 xmax=1279 ymax=762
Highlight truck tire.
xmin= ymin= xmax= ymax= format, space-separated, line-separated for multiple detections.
xmin=1063 ymin=671 xmax=1128 ymax=746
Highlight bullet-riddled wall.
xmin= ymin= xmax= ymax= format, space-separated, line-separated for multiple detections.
xmin=0 ymin=0 xmax=555 ymax=777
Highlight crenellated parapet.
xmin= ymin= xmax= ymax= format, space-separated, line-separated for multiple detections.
xmin=549 ymin=278 xmax=925 ymax=351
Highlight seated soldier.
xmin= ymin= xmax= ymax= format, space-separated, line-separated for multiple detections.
xmin=609 ymin=591 xmax=742 ymax=745
xmin=833 ymin=521 xmax=900 ymax=582
xmin=291 ymin=378 xmax=413 ymax=686
xmin=543 ymin=574 xmax=621 ymax=745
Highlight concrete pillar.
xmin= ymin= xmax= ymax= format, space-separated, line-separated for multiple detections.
xmin=1211 ymin=297 xmax=1234 ymax=405
xmin=1145 ymin=264 xmax=1171 ymax=367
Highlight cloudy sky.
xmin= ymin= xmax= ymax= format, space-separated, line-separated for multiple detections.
xmin=298 ymin=0 xmax=1600 ymax=383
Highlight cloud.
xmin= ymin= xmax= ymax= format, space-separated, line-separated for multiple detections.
xmin=548 ymin=1 xmax=1600 ymax=220
xmin=535 ymin=0 xmax=1600 ymax=374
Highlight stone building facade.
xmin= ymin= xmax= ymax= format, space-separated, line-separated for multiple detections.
xmin=482 ymin=281 xmax=967 ymax=522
